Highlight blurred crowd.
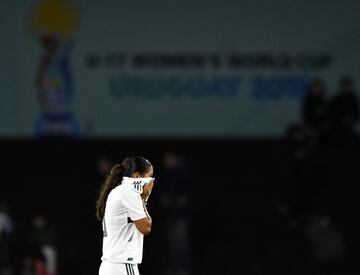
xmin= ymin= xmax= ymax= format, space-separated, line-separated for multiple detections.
xmin=288 ymin=76 xmax=359 ymax=149
xmin=0 ymin=206 xmax=57 ymax=275
xmin=280 ymin=75 xmax=359 ymax=274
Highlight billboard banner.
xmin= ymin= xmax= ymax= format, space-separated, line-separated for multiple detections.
xmin=0 ymin=0 xmax=359 ymax=137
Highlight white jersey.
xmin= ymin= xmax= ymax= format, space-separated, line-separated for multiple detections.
xmin=101 ymin=177 xmax=152 ymax=264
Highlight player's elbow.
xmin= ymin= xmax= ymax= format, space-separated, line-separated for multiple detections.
xmin=134 ymin=218 xmax=152 ymax=235
xmin=137 ymin=224 xmax=151 ymax=235
xmin=142 ymin=226 xmax=152 ymax=236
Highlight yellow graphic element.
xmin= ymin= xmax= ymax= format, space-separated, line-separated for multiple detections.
xmin=30 ymin=0 xmax=79 ymax=38
xmin=45 ymin=76 xmax=63 ymax=89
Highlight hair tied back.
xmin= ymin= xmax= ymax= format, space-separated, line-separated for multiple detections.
xmin=110 ymin=164 xmax=122 ymax=175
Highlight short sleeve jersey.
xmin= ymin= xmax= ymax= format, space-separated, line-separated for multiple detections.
xmin=101 ymin=178 xmax=148 ymax=264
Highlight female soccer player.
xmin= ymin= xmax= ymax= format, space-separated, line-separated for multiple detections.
xmin=96 ymin=156 xmax=155 ymax=275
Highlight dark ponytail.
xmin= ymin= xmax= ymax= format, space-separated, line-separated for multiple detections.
xmin=95 ymin=156 xmax=152 ymax=221
xmin=96 ymin=164 xmax=123 ymax=221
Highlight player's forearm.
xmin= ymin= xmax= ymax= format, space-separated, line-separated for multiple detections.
xmin=142 ymin=199 xmax=152 ymax=222
xmin=142 ymin=199 xmax=152 ymax=232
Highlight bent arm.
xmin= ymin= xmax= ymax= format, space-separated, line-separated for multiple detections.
xmin=133 ymin=199 xmax=152 ymax=235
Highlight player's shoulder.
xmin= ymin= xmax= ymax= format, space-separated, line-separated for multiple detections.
xmin=107 ymin=184 xmax=125 ymax=199
xmin=111 ymin=183 xmax=139 ymax=197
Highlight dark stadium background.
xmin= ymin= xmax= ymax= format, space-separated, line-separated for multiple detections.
xmin=1 ymin=138 xmax=359 ymax=274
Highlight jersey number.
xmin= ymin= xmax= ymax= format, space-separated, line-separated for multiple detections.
xmin=102 ymin=219 xmax=108 ymax=237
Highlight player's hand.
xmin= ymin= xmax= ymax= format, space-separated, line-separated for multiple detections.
xmin=141 ymin=178 xmax=155 ymax=200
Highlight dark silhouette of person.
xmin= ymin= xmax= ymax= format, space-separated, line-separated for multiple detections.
xmin=302 ymin=78 xmax=328 ymax=133
xmin=329 ymin=77 xmax=359 ymax=128
xmin=25 ymin=214 xmax=57 ymax=275
xmin=325 ymin=77 xmax=359 ymax=147
xmin=159 ymin=152 xmax=193 ymax=275
xmin=0 ymin=203 xmax=15 ymax=275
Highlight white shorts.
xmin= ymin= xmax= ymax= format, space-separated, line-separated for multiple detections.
xmin=99 ymin=261 xmax=140 ymax=275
